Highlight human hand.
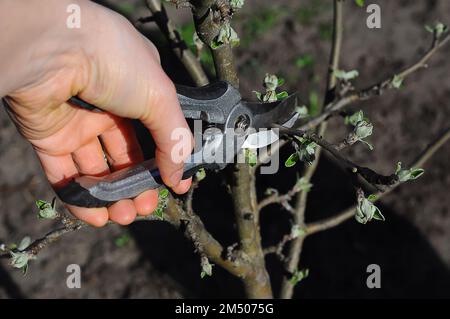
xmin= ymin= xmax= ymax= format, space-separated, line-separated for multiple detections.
xmin=1 ymin=0 xmax=193 ymax=226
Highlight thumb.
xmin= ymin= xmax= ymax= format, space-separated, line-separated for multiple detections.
xmin=77 ymin=7 xmax=193 ymax=191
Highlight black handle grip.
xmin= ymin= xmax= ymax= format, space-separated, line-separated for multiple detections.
xmin=61 ymin=82 xmax=236 ymax=208
xmin=57 ymin=158 xmax=217 ymax=208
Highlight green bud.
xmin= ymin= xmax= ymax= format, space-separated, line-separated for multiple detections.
xmin=356 ymin=191 xmax=384 ymax=224
xmin=290 ymin=224 xmax=305 ymax=239
xmin=200 ymin=256 xmax=213 ymax=278
xmin=333 ymin=69 xmax=359 ymax=81
xmin=392 ymin=75 xmax=404 ymax=89
xmin=289 ymin=268 xmax=309 ymax=286
xmin=345 ymin=110 xmax=364 ymax=126
xmin=295 ymin=105 xmax=309 ymax=118
xmin=296 ymin=177 xmax=313 ymax=193
xmin=354 ymin=120 xmax=373 ymax=140
xmin=264 ymin=74 xmax=279 ymax=91
xmin=10 ymin=251 xmax=34 ymax=273
xmin=285 ymin=152 xmax=299 ymax=168
xmin=211 ymin=24 xmax=240 ymax=49
xmin=263 ymin=90 xmax=278 ymax=102
xmin=36 ymin=199 xmax=58 ymax=220
xmin=395 ymin=162 xmax=425 ymax=182
xmin=245 ymin=149 xmax=258 ymax=167
xmin=18 ymin=236 xmax=31 ymax=251
xmin=230 ymin=0 xmax=245 ymax=9
xmin=195 ymin=168 xmax=207 ymax=181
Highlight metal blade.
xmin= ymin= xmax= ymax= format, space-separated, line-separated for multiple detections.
xmin=242 ymin=130 xmax=280 ymax=149
xmin=243 ymin=94 xmax=298 ymax=130
xmin=241 ymin=112 xmax=300 ymax=149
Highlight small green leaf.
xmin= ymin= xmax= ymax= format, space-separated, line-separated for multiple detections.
xmin=355 ymin=120 xmax=373 ymax=140
xmin=36 ymin=199 xmax=58 ymax=220
xmin=395 ymin=162 xmax=403 ymax=174
xmin=333 ymin=69 xmax=359 ymax=81
xmin=425 ymin=22 xmax=448 ymax=39
xmin=296 ymin=177 xmax=313 ymax=193
xmin=200 ymin=256 xmax=213 ymax=279
xmin=356 ymin=191 xmax=384 ymax=224
xmin=289 ymin=268 xmax=309 ymax=286
xmin=211 ymin=24 xmax=240 ymax=49
xmin=262 ymin=90 xmax=277 ymax=102
xmin=295 ymin=105 xmax=309 ymax=118
xmin=293 ymin=137 xmax=317 ymax=165
xmin=396 ymin=166 xmax=425 ymax=182
xmin=277 ymin=78 xmax=285 ymax=87
xmin=18 ymin=237 xmax=31 ymax=251
xmin=154 ymin=188 xmax=169 ymax=220
xmin=285 ymin=152 xmax=299 ymax=168
xmin=264 ymin=74 xmax=279 ymax=91
xmin=345 ymin=110 xmax=365 ymax=126
xmin=409 ymin=168 xmax=425 ymax=179
xmin=159 ymin=188 xmax=169 ymax=199
xmin=253 ymin=90 xmax=262 ymax=101
xmin=372 ymin=208 xmax=385 ymax=221
xmin=230 ymin=0 xmax=245 ymax=9
xmin=425 ymin=25 xmax=434 ymax=33
xmin=245 ymin=149 xmax=258 ymax=167
xmin=290 ymin=224 xmax=305 ymax=239
xmin=10 ymin=251 xmax=33 ymax=271
xmin=354 ymin=0 xmax=365 ymax=7
xmin=392 ymin=75 xmax=404 ymax=89
xmin=195 ymin=168 xmax=206 ymax=181
xmin=276 ymin=91 xmax=289 ymax=100
xmin=154 ymin=208 xmax=164 ymax=220
xmin=367 ymin=194 xmax=378 ymax=202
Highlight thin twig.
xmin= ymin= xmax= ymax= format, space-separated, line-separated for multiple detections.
xmin=265 ymin=31 xmax=450 ymax=163
xmin=302 ymin=32 xmax=450 ymax=131
xmin=277 ymin=126 xmax=399 ymax=190
xmin=305 ymin=126 xmax=450 ymax=236
xmin=1 ymin=196 xmax=252 ymax=279
xmin=279 ymin=0 xmax=344 ymax=299
xmin=257 ymin=182 xmax=302 ymax=213
xmin=143 ymin=0 xmax=209 ymax=86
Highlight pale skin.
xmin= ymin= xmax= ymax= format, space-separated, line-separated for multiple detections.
xmin=0 ymin=0 xmax=193 ymax=226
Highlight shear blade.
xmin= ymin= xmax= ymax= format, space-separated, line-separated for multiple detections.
xmin=241 ymin=111 xmax=300 ymax=149
xmin=242 ymin=130 xmax=279 ymax=149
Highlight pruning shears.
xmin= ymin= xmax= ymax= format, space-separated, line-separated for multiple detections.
xmin=58 ymin=81 xmax=299 ymax=208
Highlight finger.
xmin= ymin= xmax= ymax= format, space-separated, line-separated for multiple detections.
xmin=99 ymin=119 xmax=142 ymax=169
xmin=35 ymin=151 xmax=109 ymax=227
xmin=100 ymin=120 xmax=158 ymax=216
xmin=71 ymin=138 xmax=109 ymax=176
xmin=134 ymin=190 xmax=158 ymax=216
xmin=172 ymin=178 xmax=193 ymax=195
xmin=141 ymin=76 xmax=194 ymax=190
xmin=107 ymin=199 xmax=137 ymax=225
xmin=77 ymin=27 xmax=193 ymax=191
xmin=67 ymin=205 xmax=109 ymax=228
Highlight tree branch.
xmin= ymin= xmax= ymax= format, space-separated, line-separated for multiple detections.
xmin=1 ymin=195 xmax=252 ymax=279
xmin=279 ymin=0 xmax=344 ymax=299
xmin=305 ymin=126 xmax=450 ymax=236
xmin=189 ymin=0 xmax=271 ymax=298
xmin=142 ymin=0 xmax=209 ymax=86
xmin=301 ymin=32 xmax=450 ymax=131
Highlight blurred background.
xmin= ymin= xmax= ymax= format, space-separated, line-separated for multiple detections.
xmin=0 ymin=0 xmax=449 ymax=298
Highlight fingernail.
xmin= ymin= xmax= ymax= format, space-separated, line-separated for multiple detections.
xmin=169 ymin=168 xmax=184 ymax=187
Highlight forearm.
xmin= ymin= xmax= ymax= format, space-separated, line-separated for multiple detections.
xmin=0 ymin=0 xmax=88 ymax=97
